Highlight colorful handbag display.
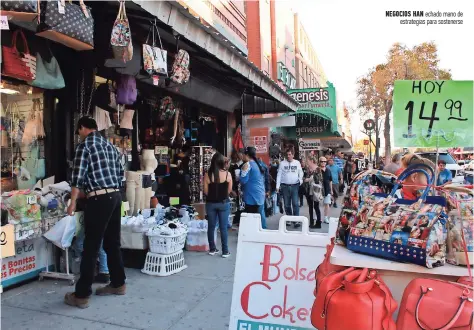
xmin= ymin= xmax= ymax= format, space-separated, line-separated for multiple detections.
xmin=170 ymin=49 xmax=190 ymax=84
xmin=2 ymin=29 xmax=35 ymax=82
xmin=143 ymin=21 xmax=167 ymax=76
xmin=110 ymin=0 xmax=133 ymax=62
xmin=443 ymin=185 xmax=474 ymax=266
xmin=0 ymin=0 xmax=38 ymax=22
xmin=31 ymin=49 xmax=65 ymax=89
xmin=311 ymin=267 xmax=397 ymax=330
xmin=37 ymin=0 xmax=94 ymax=51
xmin=336 ymin=170 xmax=397 ymax=245
xmin=346 ymin=164 xmax=449 ymax=268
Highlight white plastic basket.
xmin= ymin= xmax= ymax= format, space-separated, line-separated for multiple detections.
xmin=141 ymin=250 xmax=187 ymax=276
xmin=147 ymin=232 xmax=187 ymax=254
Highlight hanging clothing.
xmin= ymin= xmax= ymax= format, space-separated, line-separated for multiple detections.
xmin=93 ymin=107 xmax=113 ymax=131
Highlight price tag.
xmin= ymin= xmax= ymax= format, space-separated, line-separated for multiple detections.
xmin=155 ymin=146 xmax=168 ymax=155
xmin=169 ymin=197 xmax=179 ymax=206
xmin=127 ymin=154 xmax=132 ymax=162
xmin=27 ymin=195 xmax=37 ymax=205
xmin=57 ymin=0 xmax=66 ymax=14
xmin=0 ymin=16 xmax=9 ymax=30
xmin=122 ymin=202 xmax=130 ymax=211
xmin=153 ymin=75 xmax=159 ymax=86
xmin=1 ymin=224 xmax=15 ymax=258
xmin=393 ymin=80 xmax=473 ymax=148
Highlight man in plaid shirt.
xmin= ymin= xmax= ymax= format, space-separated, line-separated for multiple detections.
xmin=65 ymin=117 xmax=126 ymax=309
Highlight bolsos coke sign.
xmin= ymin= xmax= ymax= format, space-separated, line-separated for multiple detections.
xmin=229 ymin=214 xmax=329 ymax=330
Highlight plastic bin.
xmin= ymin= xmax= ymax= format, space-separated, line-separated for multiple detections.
xmin=147 ymin=232 xmax=187 ymax=254
xmin=141 ymin=250 xmax=187 ymax=276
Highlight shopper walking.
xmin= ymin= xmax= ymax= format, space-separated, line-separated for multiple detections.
xmin=229 ymin=150 xmax=244 ymax=227
xmin=319 ymin=157 xmax=333 ymax=224
xmin=354 ymin=152 xmax=368 ymax=175
xmin=344 ymin=155 xmax=354 ymax=185
xmin=240 ymin=147 xmax=267 ymax=229
xmin=384 ymin=154 xmax=401 ymax=175
xmin=276 ymin=148 xmax=303 ymax=227
xmin=299 ymin=158 xmax=307 ymax=207
xmin=327 ymin=157 xmax=343 ymax=208
xmin=303 ymin=158 xmax=322 ymax=229
xmin=65 ymin=117 xmax=126 ymax=309
xmin=203 ymin=152 xmax=233 ymax=257
xmin=269 ymin=159 xmax=283 ymax=214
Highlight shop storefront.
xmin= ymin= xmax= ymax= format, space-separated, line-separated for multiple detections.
xmin=1 ymin=0 xmax=297 ymax=289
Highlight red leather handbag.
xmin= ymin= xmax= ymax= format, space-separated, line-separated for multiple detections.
xmin=2 ymin=30 xmax=35 ymax=81
xmin=312 ymin=267 xmax=398 ymax=330
xmin=396 ymin=235 xmax=473 ymax=330
xmin=315 ymin=238 xmax=347 ymax=295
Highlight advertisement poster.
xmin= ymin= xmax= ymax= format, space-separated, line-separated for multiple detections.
xmin=229 ymin=215 xmax=329 ymax=330
xmin=253 ymin=136 xmax=268 ymax=153
xmin=393 ymin=80 xmax=473 ymax=148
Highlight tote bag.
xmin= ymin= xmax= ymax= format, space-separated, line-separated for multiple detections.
xmin=0 ymin=0 xmax=38 ymax=22
xmin=2 ymin=29 xmax=35 ymax=82
xmin=346 ymin=164 xmax=448 ymax=268
xmin=110 ymin=0 xmax=133 ymax=62
xmin=142 ymin=21 xmax=167 ymax=76
xmin=31 ymin=49 xmax=65 ymax=89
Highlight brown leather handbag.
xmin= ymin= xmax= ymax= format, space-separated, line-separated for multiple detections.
xmin=312 ymin=267 xmax=398 ymax=330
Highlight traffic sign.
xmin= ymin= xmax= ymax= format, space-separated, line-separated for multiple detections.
xmin=363 ymin=119 xmax=375 ymax=131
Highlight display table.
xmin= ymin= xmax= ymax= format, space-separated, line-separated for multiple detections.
xmin=330 ymin=245 xmax=469 ymax=318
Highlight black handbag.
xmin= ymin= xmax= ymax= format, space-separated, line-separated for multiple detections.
xmin=93 ymin=81 xmax=116 ymax=113
xmin=37 ymin=0 xmax=94 ymax=51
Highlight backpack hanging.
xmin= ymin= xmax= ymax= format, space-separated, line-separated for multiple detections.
xmin=116 ymin=74 xmax=137 ymax=105
xmin=142 ymin=20 xmax=167 ymax=76
xmin=110 ymin=0 xmax=133 ymax=62
xmin=170 ymin=49 xmax=190 ymax=84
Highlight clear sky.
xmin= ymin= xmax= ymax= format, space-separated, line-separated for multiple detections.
xmin=294 ymin=0 xmax=474 ymax=141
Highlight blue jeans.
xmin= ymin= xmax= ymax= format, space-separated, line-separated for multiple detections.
xmin=258 ymin=204 xmax=267 ymax=229
xmin=281 ymin=184 xmax=300 ymax=216
xmin=206 ymin=201 xmax=230 ymax=254
xmin=75 ymin=224 xmax=109 ymax=274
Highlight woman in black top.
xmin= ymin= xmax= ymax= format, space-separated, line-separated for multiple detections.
xmin=204 ymin=153 xmax=233 ymax=257
xmin=344 ymin=155 xmax=354 ymax=186
xmin=319 ymin=157 xmax=333 ymax=224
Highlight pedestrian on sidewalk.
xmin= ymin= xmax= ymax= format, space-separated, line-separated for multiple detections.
xmin=269 ymin=159 xmax=283 ymax=214
xmin=240 ymin=147 xmax=267 ymax=229
xmin=229 ymin=150 xmax=244 ymax=227
xmin=276 ymin=148 xmax=304 ymax=227
xmin=65 ymin=116 xmax=126 ymax=309
xmin=327 ymin=157 xmax=342 ymax=208
xmin=203 ymin=152 xmax=233 ymax=257
xmin=319 ymin=156 xmax=333 ymax=224
xmin=303 ymin=157 xmax=322 ymax=229
xmin=299 ymin=158 xmax=307 ymax=207
xmin=344 ymin=155 xmax=354 ymax=185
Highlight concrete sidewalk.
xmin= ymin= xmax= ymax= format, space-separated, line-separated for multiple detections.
xmin=1 ymin=201 xmax=341 ymax=330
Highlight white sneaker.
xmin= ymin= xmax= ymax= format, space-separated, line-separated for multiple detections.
xmin=324 ymin=217 xmax=330 ymax=224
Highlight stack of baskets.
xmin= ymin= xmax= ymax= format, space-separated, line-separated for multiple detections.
xmin=141 ymin=222 xmax=188 ymax=276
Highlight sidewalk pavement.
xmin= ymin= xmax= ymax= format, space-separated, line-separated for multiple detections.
xmin=1 ymin=200 xmax=343 ymax=330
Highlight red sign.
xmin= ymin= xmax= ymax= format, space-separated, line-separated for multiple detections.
xmin=363 ymin=139 xmax=369 ymax=145
xmin=253 ymin=136 xmax=268 ymax=153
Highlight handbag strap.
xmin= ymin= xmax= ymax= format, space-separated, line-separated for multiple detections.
xmin=454 ymin=197 xmax=473 ymax=280
xmin=12 ymin=29 xmax=31 ymax=55
xmin=415 ymin=286 xmax=471 ymax=330
xmin=391 ymin=167 xmax=433 ymax=201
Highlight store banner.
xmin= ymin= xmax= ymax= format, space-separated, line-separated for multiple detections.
xmin=393 ymin=80 xmax=473 ymax=148
xmin=298 ymin=139 xmax=321 ymax=151
xmin=229 ymin=214 xmax=330 ymax=330
xmin=1 ymin=238 xmax=39 ymax=284
xmin=1 ymin=224 xmax=15 ymax=258
xmin=253 ymin=136 xmax=267 ymax=153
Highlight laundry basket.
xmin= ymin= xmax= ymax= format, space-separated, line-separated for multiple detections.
xmin=147 ymin=231 xmax=187 ymax=254
xmin=141 ymin=250 xmax=187 ymax=276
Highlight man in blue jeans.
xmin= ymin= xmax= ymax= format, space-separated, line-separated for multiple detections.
xmin=276 ymin=149 xmax=303 ymax=228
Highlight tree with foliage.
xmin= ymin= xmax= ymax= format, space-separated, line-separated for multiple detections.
xmin=356 ymin=42 xmax=451 ymax=157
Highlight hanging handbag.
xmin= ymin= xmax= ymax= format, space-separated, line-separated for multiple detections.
xmin=111 ymin=0 xmax=133 ymax=62
xmin=37 ymin=0 xmax=94 ymax=51
xmin=31 ymin=48 xmax=65 ymax=89
xmin=142 ymin=21 xmax=168 ymax=76
xmin=396 ymin=234 xmax=473 ymax=330
xmin=443 ymin=185 xmax=474 ymax=266
xmin=170 ymin=49 xmax=190 ymax=84
xmin=27 ymin=141 xmax=45 ymax=180
xmin=116 ymin=75 xmax=137 ymax=105
xmin=0 ymin=0 xmax=39 ymax=22
xmin=6 ymin=102 xmax=25 ymax=144
xmin=347 ymin=164 xmax=449 ymax=268
xmin=2 ymin=29 xmax=35 ymax=81
xmin=314 ymin=238 xmax=347 ymax=295
xmin=22 ymin=98 xmax=44 ymax=145
xmin=311 ymin=267 xmax=397 ymax=330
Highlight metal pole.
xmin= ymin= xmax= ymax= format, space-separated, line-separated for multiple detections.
xmin=434 ymin=132 xmax=440 ymax=194
xmin=369 ymin=132 xmax=372 ymax=162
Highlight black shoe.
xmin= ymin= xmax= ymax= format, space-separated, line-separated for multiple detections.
xmin=333 ymin=203 xmax=338 ymax=208
xmin=315 ymin=221 xmax=322 ymax=229
xmin=94 ymin=273 xmax=110 ymax=284
xmin=286 ymin=222 xmax=291 ymax=226
xmin=209 ymin=249 xmax=220 ymax=256
xmin=293 ymin=222 xmax=301 ymax=228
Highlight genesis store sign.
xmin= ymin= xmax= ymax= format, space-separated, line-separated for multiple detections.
xmin=290 ymin=89 xmax=329 ymax=103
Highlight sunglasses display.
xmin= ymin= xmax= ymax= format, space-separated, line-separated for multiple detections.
xmin=189 ymin=146 xmax=213 ymax=203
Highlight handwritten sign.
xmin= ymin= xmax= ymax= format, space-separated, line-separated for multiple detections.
xmin=154 ymin=146 xmax=169 ymax=155
xmin=1 ymin=225 xmax=15 ymax=259
xmin=229 ymin=214 xmax=329 ymax=330
xmin=393 ymin=80 xmax=473 ymax=148
xmin=0 ymin=16 xmax=9 ymax=30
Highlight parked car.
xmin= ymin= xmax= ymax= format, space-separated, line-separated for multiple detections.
xmin=457 ymin=159 xmax=470 ymax=170
xmin=464 ymin=160 xmax=474 ymax=184
xmin=416 ymin=152 xmax=464 ymax=184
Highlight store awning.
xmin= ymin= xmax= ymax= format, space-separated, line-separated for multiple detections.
xmin=246 ymin=115 xmax=295 ymax=128
xmin=319 ymin=137 xmax=353 ymax=150
xmin=131 ymin=0 xmax=298 ymax=112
